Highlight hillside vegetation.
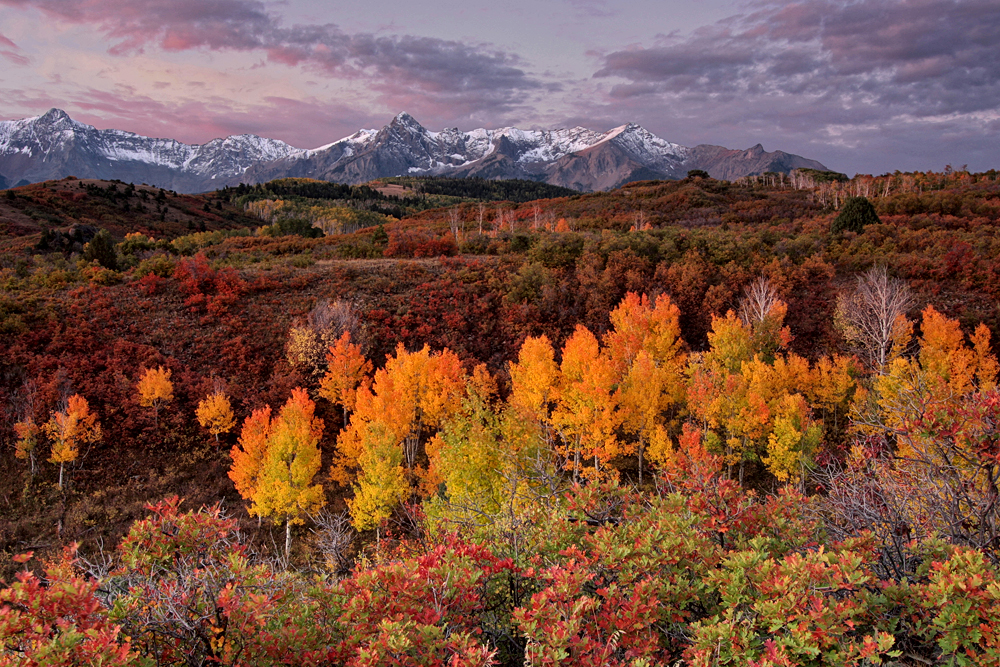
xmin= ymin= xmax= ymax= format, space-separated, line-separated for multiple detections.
xmin=3 ymin=168 xmax=1000 ymax=666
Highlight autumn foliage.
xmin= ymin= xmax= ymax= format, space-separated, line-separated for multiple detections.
xmin=6 ymin=171 xmax=1000 ymax=665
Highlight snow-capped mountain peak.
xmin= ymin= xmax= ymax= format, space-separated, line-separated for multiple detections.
xmin=0 ymin=109 xmax=303 ymax=190
xmin=0 ymin=109 xmax=830 ymax=192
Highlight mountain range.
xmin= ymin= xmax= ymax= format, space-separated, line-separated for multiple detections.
xmin=0 ymin=109 xmax=830 ymax=193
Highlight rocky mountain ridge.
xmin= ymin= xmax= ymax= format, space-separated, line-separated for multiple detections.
xmin=0 ymin=109 xmax=830 ymax=193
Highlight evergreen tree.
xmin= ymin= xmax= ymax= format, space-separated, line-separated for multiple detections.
xmin=832 ymin=196 xmax=879 ymax=234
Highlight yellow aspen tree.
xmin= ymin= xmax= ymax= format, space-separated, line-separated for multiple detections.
xmin=618 ymin=351 xmax=669 ymax=485
xmin=137 ymin=366 xmax=174 ymax=427
xmin=431 ymin=368 xmax=506 ymax=516
xmin=253 ymin=388 xmax=325 ymax=559
xmin=807 ymin=355 xmax=858 ymax=432
xmin=318 ymin=331 xmax=372 ymax=422
xmin=196 ymin=391 xmax=236 ymax=450
xmin=687 ymin=312 xmax=756 ymax=470
xmin=349 ymin=422 xmax=409 ymax=545
xmin=763 ymin=393 xmax=822 ymax=489
xmin=507 ymin=335 xmax=561 ymax=457
xmin=44 ymin=394 xmax=101 ymax=491
xmin=14 ymin=418 xmax=40 ymax=478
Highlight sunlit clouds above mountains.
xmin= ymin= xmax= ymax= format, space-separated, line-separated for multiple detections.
xmin=1 ymin=0 xmax=998 ymax=175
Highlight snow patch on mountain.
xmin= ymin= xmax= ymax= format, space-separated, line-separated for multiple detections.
xmin=0 ymin=109 xmax=303 ymax=179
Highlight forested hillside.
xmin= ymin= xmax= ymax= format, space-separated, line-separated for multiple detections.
xmin=3 ymin=168 xmax=1000 ymax=666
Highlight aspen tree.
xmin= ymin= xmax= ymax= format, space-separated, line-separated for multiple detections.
xmin=137 ymin=366 xmax=173 ymax=427
xmin=196 ymin=390 xmax=236 ymax=449
xmin=318 ymin=331 xmax=372 ymax=422
xmin=253 ymin=388 xmax=325 ymax=559
xmin=44 ymin=394 xmax=101 ymax=490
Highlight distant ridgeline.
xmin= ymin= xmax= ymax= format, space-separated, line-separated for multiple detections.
xmin=222 ymin=177 xmax=583 ymax=237
xmin=382 ymin=176 xmax=580 ymax=202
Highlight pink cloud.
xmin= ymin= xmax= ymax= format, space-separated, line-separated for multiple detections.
xmin=47 ymin=87 xmax=370 ymax=148
xmin=0 ymin=0 xmax=545 ymax=117
xmin=0 ymin=32 xmax=29 ymax=65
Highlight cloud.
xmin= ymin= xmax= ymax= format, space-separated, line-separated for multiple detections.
xmin=595 ymin=0 xmax=1000 ymax=118
xmin=1 ymin=0 xmax=546 ymax=117
xmin=0 ymin=32 xmax=29 ymax=65
xmin=590 ymin=0 xmax=1000 ymax=173
xmin=563 ymin=0 xmax=617 ymax=18
xmin=1 ymin=84 xmax=372 ymax=147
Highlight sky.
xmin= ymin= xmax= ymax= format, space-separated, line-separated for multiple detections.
xmin=1 ymin=0 xmax=998 ymax=175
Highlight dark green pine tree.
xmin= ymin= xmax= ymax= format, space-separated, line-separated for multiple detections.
xmin=832 ymin=196 xmax=880 ymax=234
xmin=83 ymin=228 xmax=118 ymax=270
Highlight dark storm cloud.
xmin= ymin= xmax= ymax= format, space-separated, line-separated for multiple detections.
xmin=0 ymin=0 xmax=544 ymax=114
xmin=596 ymin=0 xmax=1000 ymax=120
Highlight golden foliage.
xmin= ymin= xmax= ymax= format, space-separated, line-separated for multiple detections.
xmin=196 ymin=391 xmax=236 ymax=443
xmin=44 ymin=394 xmax=101 ymax=489
xmin=318 ymin=331 xmax=372 ymax=416
xmin=137 ymin=366 xmax=174 ymax=427
xmin=253 ymin=388 xmax=325 ymax=527
xmin=229 ymin=406 xmax=273 ymax=505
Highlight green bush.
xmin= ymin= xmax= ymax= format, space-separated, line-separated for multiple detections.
xmin=83 ymin=229 xmax=118 ymax=270
xmin=832 ymin=197 xmax=880 ymax=234
xmin=134 ymin=254 xmax=177 ymax=278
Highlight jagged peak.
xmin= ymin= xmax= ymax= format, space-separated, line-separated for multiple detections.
xmin=389 ymin=112 xmax=425 ymax=132
xmin=39 ymin=108 xmax=72 ymax=122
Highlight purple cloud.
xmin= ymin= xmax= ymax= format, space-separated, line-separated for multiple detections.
xmin=596 ymin=0 xmax=1000 ymax=119
xmin=1 ymin=0 xmax=545 ymax=117
xmin=591 ymin=0 xmax=1000 ymax=173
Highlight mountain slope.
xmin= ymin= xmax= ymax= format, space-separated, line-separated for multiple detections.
xmin=684 ymin=143 xmax=829 ymax=181
xmin=1 ymin=109 xmax=830 ymax=192
xmin=0 ymin=109 xmax=303 ymax=192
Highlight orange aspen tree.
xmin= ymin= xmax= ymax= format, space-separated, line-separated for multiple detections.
xmin=605 ymin=292 xmax=686 ymax=374
xmin=196 ymin=390 xmax=236 ymax=449
xmin=917 ymin=305 xmax=982 ymax=394
xmin=605 ymin=293 xmax=688 ymax=484
xmin=876 ymin=307 xmax=1000 ymax=462
xmin=318 ymin=331 xmax=372 ymax=422
xmin=44 ymin=394 xmax=101 ymax=490
xmin=507 ymin=335 xmax=560 ymax=450
xmin=230 ymin=389 xmax=325 ymax=559
xmin=13 ymin=379 xmax=40 ymax=478
xmin=552 ymin=325 xmax=620 ymax=482
xmin=229 ymin=406 xmax=273 ymax=510
xmin=334 ymin=344 xmax=464 ymax=489
xmin=137 ymin=366 xmax=174 ymax=427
